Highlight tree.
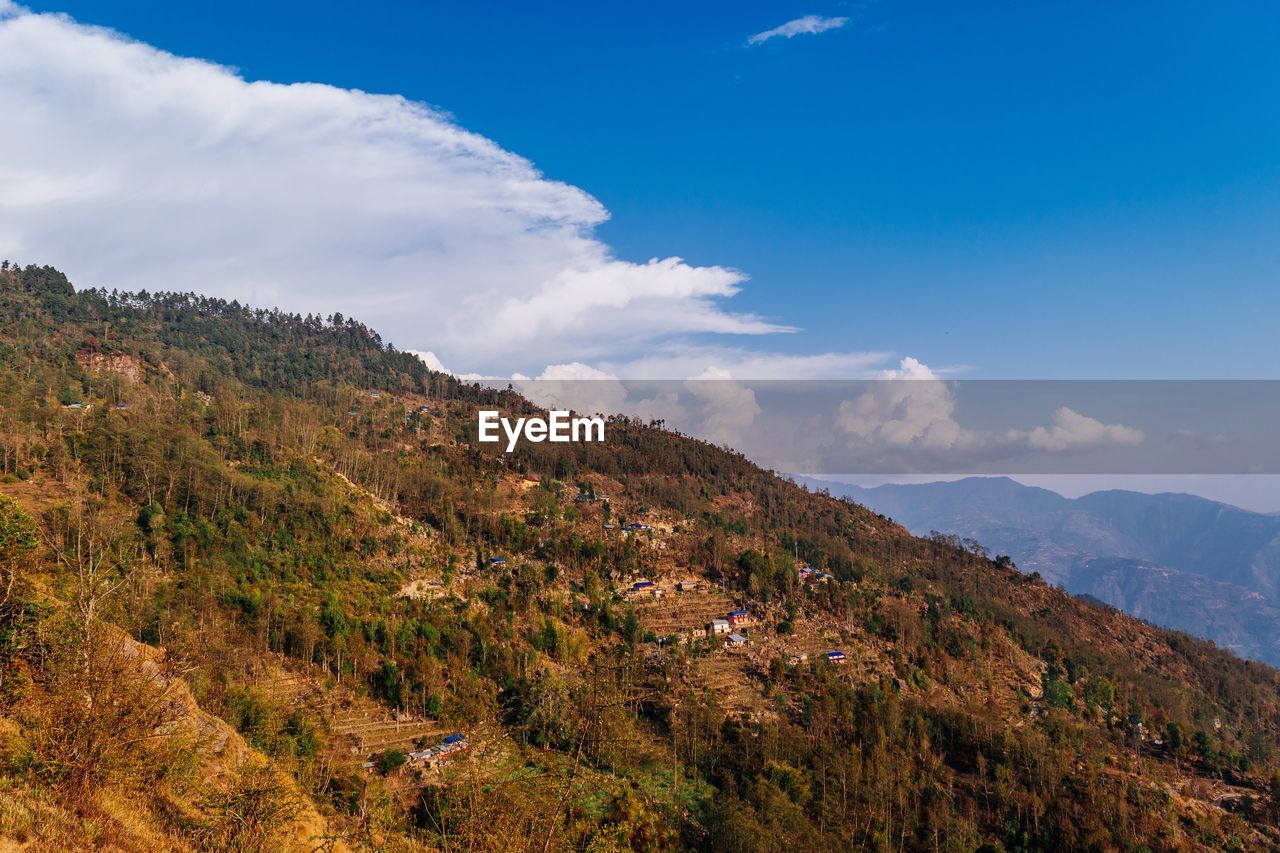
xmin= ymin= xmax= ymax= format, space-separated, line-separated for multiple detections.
xmin=0 ymin=496 xmax=39 ymax=694
xmin=585 ymin=782 xmax=677 ymax=851
xmin=621 ymin=609 xmax=642 ymax=646
xmin=42 ymin=496 xmax=136 ymax=682
xmin=0 ymin=495 xmax=37 ymax=609
xmin=378 ymin=749 xmax=408 ymax=775
xmin=1166 ymin=722 xmax=1186 ymax=759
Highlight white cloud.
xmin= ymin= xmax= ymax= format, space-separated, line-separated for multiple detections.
xmin=534 ymin=363 xmax=619 ymax=381
xmin=878 ymin=355 xmax=939 ymax=381
xmin=838 ymin=359 xmax=962 ymax=450
xmin=683 ymin=377 xmax=762 ymax=448
xmin=834 ymin=359 xmax=1145 ymax=464
xmin=0 ymin=7 xmax=822 ymax=377
xmin=595 ymin=346 xmax=893 ymax=380
xmin=748 ymin=14 xmax=849 ymax=46
xmin=1017 ymin=407 xmax=1145 ymax=452
xmin=409 ymin=350 xmax=451 ymax=374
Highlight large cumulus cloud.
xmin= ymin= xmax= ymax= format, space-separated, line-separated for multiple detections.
xmin=0 ymin=3 xmax=807 ymax=376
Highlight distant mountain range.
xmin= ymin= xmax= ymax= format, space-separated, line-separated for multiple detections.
xmin=820 ymin=477 xmax=1280 ymax=666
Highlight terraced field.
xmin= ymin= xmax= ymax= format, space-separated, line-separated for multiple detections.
xmin=637 ymin=589 xmax=739 ymax=637
xmin=253 ymin=660 xmax=447 ymax=760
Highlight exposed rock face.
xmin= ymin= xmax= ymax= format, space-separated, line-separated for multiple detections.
xmin=102 ymin=631 xmax=341 ymax=851
xmin=76 ymin=349 xmax=144 ymax=383
xmin=111 ymin=631 xmax=252 ymax=769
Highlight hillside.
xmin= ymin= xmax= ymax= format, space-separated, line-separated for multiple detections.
xmin=829 ymin=476 xmax=1280 ymax=666
xmin=3 ymin=265 xmax=1280 ymax=850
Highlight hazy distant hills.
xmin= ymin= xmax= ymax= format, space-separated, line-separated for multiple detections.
xmin=825 ymin=477 xmax=1280 ymax=665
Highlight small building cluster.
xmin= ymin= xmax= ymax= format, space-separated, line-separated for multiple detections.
xmin=707 ymin=607 xmax=753 ymax=638
xmin=617 ymin=575 xmax=704 ymax=599
xmin=624 ymin=578 xmax=665 ymax=600
xmin=798 ymin=565 xmax=834 ymax=584
xmin=408 ymin=732 xmax=470 ymax=769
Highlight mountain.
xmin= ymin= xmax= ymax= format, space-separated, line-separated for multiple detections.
xmin=828 ymin=476 xmax=1280 ymax=665
xmin=4 ymin=265 xmax=1280 ymax=849
xmin=1073 ymin=489 xmax=1280 ymax=599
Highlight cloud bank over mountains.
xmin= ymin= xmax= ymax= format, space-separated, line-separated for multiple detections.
xmin=0 ymin=3 xmax=878 ymax=379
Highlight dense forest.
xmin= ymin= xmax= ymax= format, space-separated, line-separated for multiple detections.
xmin=2 ymin=263 xmax=1280 ymax=850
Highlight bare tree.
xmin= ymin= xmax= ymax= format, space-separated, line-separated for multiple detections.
xmin=41 ymin=495 xmax=138 ymax=691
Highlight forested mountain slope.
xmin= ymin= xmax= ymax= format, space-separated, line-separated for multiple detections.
xmin=3 ymin=264 xmax=1280 ymax=850
xmin=833 ymin=477 xmax=1280 ymax=667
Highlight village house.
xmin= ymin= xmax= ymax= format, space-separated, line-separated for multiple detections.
xmin=826 ymin=650 xmax=848 ymax=665
xmin=628 ymin=581 xmax=664 ymax=600
xmin=676 ymin=579 xmax=701 ymax=592
xmin=724 ymin=633 xmax=748 ymax=649
xmin=408 ymin=732 xmax=470 ymax=770
xmin=708 ymin=619 xmax=731 ymax=636
xmin=438 ymin=732 xmax=469 ymax=754
xmin=623 ymin=578 xmax=664 ymax=600
xmin=727 ymin=608 xmax=751 ymax=626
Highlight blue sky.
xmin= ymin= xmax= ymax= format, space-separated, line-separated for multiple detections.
xmin=11 ymin=0 xmax=1280 ymax=378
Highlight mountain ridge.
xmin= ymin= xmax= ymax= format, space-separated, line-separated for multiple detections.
xmin=820 ymin=475 xmax=1280 ymax=665
xmin=4 ymin=265 xmax=1280 ymax=848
